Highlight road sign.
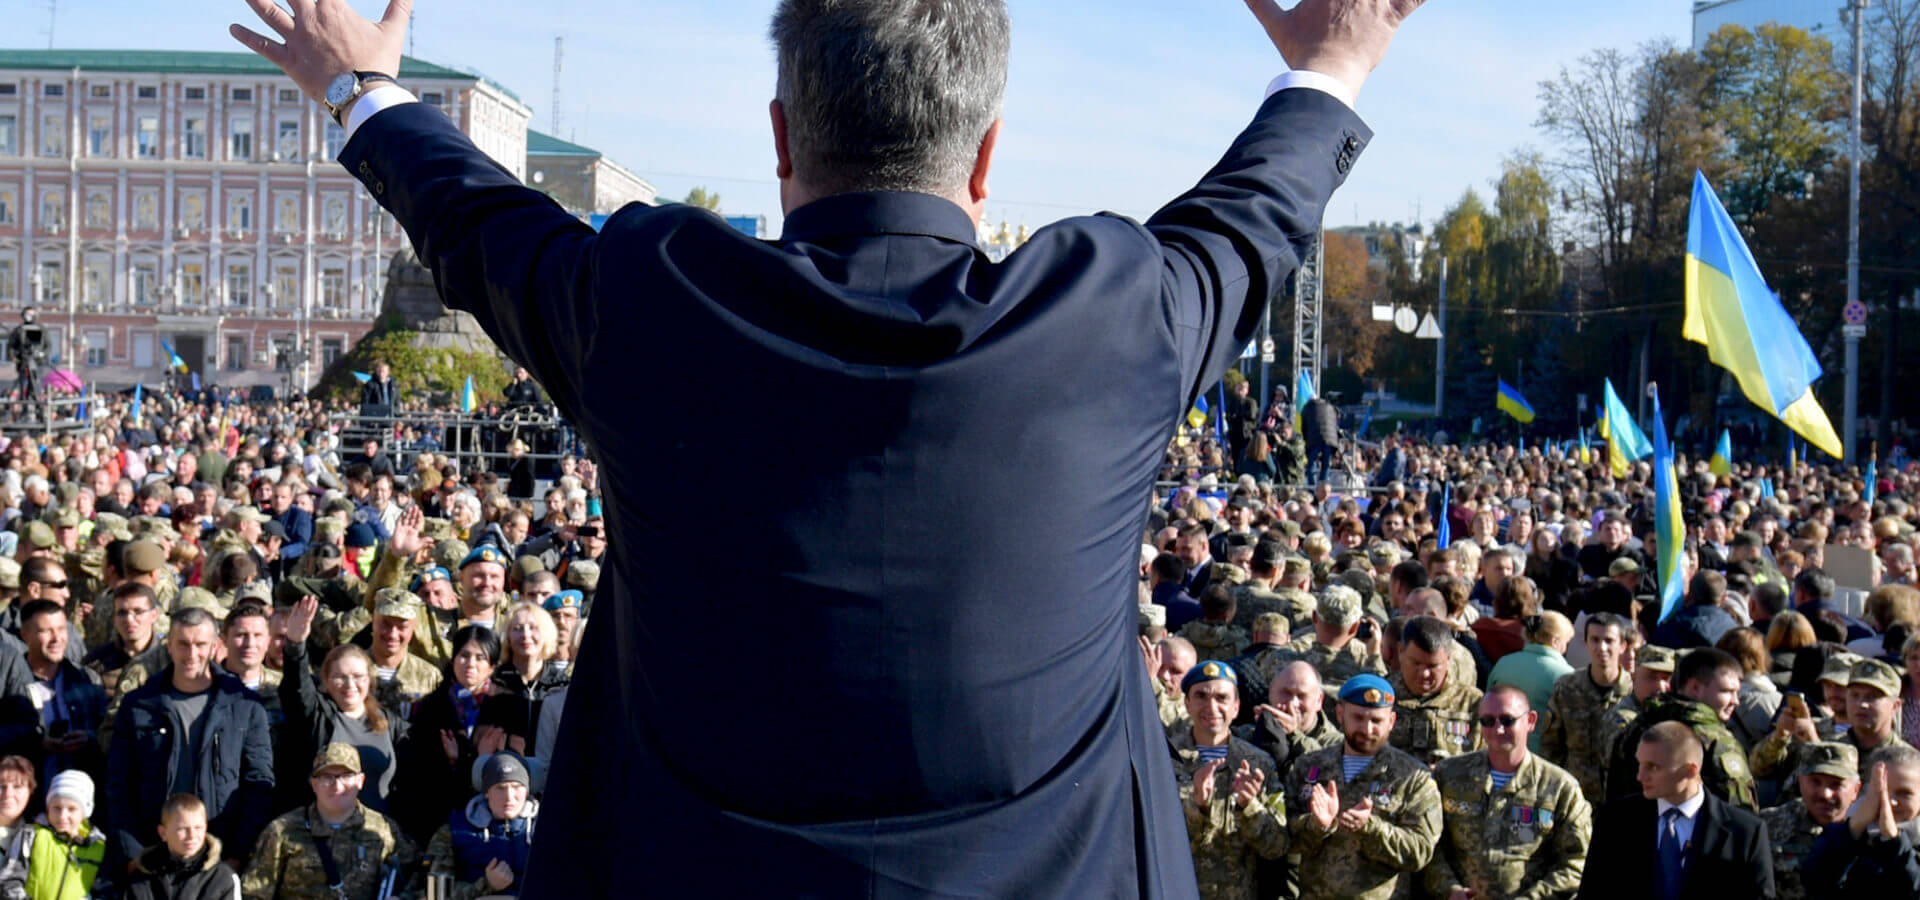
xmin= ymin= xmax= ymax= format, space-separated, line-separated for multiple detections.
xmin=1393 ymin=307 xmax=1418 ymax=334
xmin=1843 ymin=299 xmax=1868 ymax=326
xmin=1372 ymin=304 xmax=1395 ymax=323
xmin=1416 ymin=312 xmax=1444 ymax=339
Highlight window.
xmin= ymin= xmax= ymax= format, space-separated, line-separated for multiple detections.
xmin=231 ymin=87 xmax=253 ymax=102
xmin=87 ymin=114 xmax=111 ymax=157
xmin=0 ymin=260 xmax=12 ymax=300
xmin=84 ymin=190 xmax=110 ymax=229
xmin=225 ymin=262 xmax=251 ymax=307
xmin=0 ymin=84 xmax=15 ymax=96
xmin=321 ymin=337 xmax=345 ymax=367
xmin=323 ymin=196 xmax=346 ymax=235
xmin=183 ymin=117 xmax=207 ymax=159
xmin=89 ymin=85 xmax=110 ymax=99
xmin=275 ymin=119 xmax=300 ymax=160
xmin=323 ymin=122 xmax=345 ymax=161
xmin=0 ymin=187 xmax=13 ymax=224
xmin=42 ymin=83 xmax=63 ymax=97
xmin=225 ymin=335 xmax=247 ymax=371
xmin=421 ymin=91 xmax=444 ymax=106
xmin=0 ymin=115 xmax=14 ymax=155
xmin=278 ymin=88 xmax=299 ymax=103
xmin=273 ymin=264 xmax=298 ymax=309
xmin=180 ymin=262 xmax=205 ymax=303
xmin=275 ymin=194 xmax=300 ymax=233
xmin=181 ymin=193 xmax=206 ymax=231
xmin=83 ymin=259 xmax=107 ymax=306
xmin=320 ymin=267 xmax=345 ymax=308
xmin=136 ymin=116 xmax=159 ymax=158
xmin=36 ymin=260 xmax=62 ymax=304
xmin=229 ymin=116 xmax=253 ymax=160
xmin=136 ymin=85 xmax=157 ymax=100
xmin=39 ymin=112 xmax=64 ymax=157
xmin=131 ymin=262 xmax=158 ymax=306
xmin=134 ymin=191 xmax=158 ymax=231
xmin=274 ymin=334 xmax=292 ymax=371
xmin=184 ymin=87 xmax=206 ymax=100
xmin=38 ymin=190 xmax=63 ymax=229
xmin=227 ymin=193 xmax=252 ymax=232
xmin=131 ymin=334 xmax=153 ymax=368
xmin=84 ymin=331 xmax=107 ymax=367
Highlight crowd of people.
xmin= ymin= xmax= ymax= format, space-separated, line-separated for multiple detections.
xmin=1145 ymin=400 xmax=1920 ymax=898
xmin=0 ymin=372 xmax=597 ymax=898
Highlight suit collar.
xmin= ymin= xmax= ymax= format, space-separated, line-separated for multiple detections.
xmin=780 ymin=191 xmax=980 ymax=246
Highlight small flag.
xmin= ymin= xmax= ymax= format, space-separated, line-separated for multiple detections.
xmin=1710 ymin=430 xmax=1733 ymax=478
xmin=351 ymin=370 xmax=372 ymax=384
xmin=157 ymin=338 xmax=189 ymax=374
xmin=1294 ymin=371 xmax=1316 ymax=429
xmin=1496 ymin=379 xmax=1536 ymax=424
xmin=131 ymin=382 xmax=143 ymax=425
xmin=1188 ymin=395 xmax=1210 ymax=430
xmin=1600 ymin=379 xmax=1652 ymax=478
xmin=1578 ymin=428 xmax=1592 ymax=466
xmin=1356 ymin=402 xmax=1374 ymax=440
xmin=1866 ymin=447 xmax=1879 ymax=506
xmin=461 ymin=375 xmax=476 ymax=414
xmin=1437 ymin=482 xmax=1452 ymax=548
xmin=1650 ymin=386 xmax=1685 ymax=623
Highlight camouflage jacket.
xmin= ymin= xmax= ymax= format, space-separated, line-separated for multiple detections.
xmin=1153 ymin=676 xmax=1188 ymax=732
xmin=1750 ymin=728 xmax=1914 ymax=782
xmin=242 ymin=802 xmax=418 ymax=900
xmin=1761 ymin=798 xmax=1833 ymax=900
xmin=1597 ymin=692 xmax=1653 ymax=771
xmin=1539 ymin=668 xmax=1630 ymax=803
xmin=1236 ymin=708 xmax=1344 ymax=779
xmin=1170 ymin=728 xmax=1288 ymax=900
xmin=1389 ymin=673 xmax=1485 ymax=766
xmin=1606 ymin=693 xmax=1757 ymax=811
xmin=1275 ymin=636 xmax=1385 ymax=692
xmin=1228 ymin=584 xmax=1286 ymax=633
xmin=1283 ymin=743 xmax=1443 ymax=900
xmin=1181 ymin=620 xmax=1252 ymax=664
xmin=1423 ymin=751 xmax=1592 ymax=900
xmin=374 ymin=652 xmax=444 ymax=721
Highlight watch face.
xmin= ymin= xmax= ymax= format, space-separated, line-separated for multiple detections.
xmin=325 ymin=73 xmax=357 ymax=106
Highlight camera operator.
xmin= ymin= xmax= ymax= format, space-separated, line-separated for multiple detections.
xmin=6 ymin=308 xmax=45 ymax=402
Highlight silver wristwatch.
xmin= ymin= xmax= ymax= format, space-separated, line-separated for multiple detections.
xmin=323 ymin=71 xmax=397 ymax=125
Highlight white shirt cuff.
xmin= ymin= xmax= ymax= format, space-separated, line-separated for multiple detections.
xmin=343 ymin=84 xmax=419 ymax=142
xmin=1265 ymin=70 xmax=1357 ymax=111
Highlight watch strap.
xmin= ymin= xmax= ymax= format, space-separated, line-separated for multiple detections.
xmin=327 ymin=72 xmax=399 ymax=125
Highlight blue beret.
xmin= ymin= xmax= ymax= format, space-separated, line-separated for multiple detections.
xmin=460 ymin=546 xmax=510 ymax=570
xmin=409 ymin=567 xmax=452 ymax=592
xmin=1180 ymin=659 xmax=1238 ymax=694
xmin=1338 ymin=674 xmax=1396 ymax=708
xmin=543 ymin=589 xmax=584 ymax=613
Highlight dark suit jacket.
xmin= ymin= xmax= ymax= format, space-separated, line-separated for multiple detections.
xmin=339 ymin=84 xmax=1368 ymax=898
xmin=1578 ymin=792 xmax=1774 ymax=900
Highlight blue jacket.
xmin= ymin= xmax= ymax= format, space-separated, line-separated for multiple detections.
xmin=339 ymin=83 xmax=1368 ymax=898
xmin=104 ymin=669 xmax=274 ymax=868
xmin=1651 ymin=604 xmax=1739 ymax=650
xmin=273 ymin=505 xmax=314 ymax=560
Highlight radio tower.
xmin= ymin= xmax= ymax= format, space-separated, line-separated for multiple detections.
xmin=551 ymin=37 xmax=564 ymax=136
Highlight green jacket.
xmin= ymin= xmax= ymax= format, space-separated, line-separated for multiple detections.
xmin=1170 ymin=728 xmax=1288 ymax=900
xmin=24 ymin=822 xmax=105 ymax=900
xmin=1283 ymin=743 xmax=1443 ymax=900
xmin=1422 ymin=751 xmax=1592 ymax=900
xmin=1605 ymin=693 xmax=1757 ymax=811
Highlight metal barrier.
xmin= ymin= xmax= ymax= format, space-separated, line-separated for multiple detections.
xmin=0 ymin=390 xmax=97 ymax=437
xmin=328 ymin=405 xmax=584 ymax=478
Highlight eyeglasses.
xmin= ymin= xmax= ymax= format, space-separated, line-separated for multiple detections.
xmin=1477 ymin=715 xmax=1522 ymax=729
xmin=35 ymin=580 xmax=68 ymax=591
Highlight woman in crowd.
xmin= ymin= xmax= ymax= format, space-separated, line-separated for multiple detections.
xmin=1473 ymin=574 xmax=1539 ymax=664
xmin=1234 ymin=433 xmax=1276 ymax=485
xmin=1765 ymin=610 xmax=1818 ymax=676
xmin=489 ymin=603 xmax=570 ymax=758
xmin=1715 ymin=627 xmax=1782 ymax=750
xmin=396 ymin=626 xmax=516 ymax=844
xmin=0 ymin=756 xmax=37 ymax=891
xmin=1524 ymin=528 xmax=1581 ymax=612
xmin=1486 ymin=610 xmax=1573 ymax=753
xmin=278 ymin=597 xmax=409 ymax=814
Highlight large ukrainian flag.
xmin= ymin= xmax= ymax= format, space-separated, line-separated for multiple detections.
xmin=1650 ymin=386 xmax=1686 ymax=623
xmin=1495 ymin=379 xmax=1536 ymax=424
xmin=1685 ymin=171 xmax=1843 ymax=459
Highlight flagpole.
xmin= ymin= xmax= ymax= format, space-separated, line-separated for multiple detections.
xmin=1844 ymin=0 xmax=1867 ymax=464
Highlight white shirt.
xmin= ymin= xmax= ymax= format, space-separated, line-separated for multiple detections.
xmin=1656 ymin=788 xmax=1705 ymax=851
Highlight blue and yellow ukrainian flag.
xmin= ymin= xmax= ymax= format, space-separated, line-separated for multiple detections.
xmin=1293 ymin=371 xmax=1315 ymax=429
xmin=157 ymin=338 xmax=189 ymax=374
xmin=1866 ymin=450 xmax=1879 ymax=506
xmin=1685 ymin=172 xmax=1843 ymax=458
xmin=1650 ymin=386 xmax=1686 ymax=623
xmin=1710 ymin=430 xmax=1733 ymax=478
xmin=1578 ymin=428 xmax=1592 ymax=466
xmin=1495 ymin=379 xmax=1536 ymax=424
xmin=1599 ymin=379 xmax=1651 ymax=478
xmin=1187 ymin=394 xmax=1210 ymax=430
xmin=461 ymin=375 xmax=476 ymax=414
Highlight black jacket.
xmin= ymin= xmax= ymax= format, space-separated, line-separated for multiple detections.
xmin=486 ymin=661 xmax=570 ymax=756
xmin=123 ymin=837 xmax=240 ymax=900
xmin=1577 ymin=792 xmax=1774 ymax=899
xmin=1805 ymin=821 xmax=1920 ymax=895
xmin=1301 ymin=397 xmax=1339 ymax=447
xmin=105 ymin=669 xmax=275 ymax=867
xmin=274 ymin=638 xmax=411 ymax=814
xmin=393 ymin=681 xmax=517 ymax=844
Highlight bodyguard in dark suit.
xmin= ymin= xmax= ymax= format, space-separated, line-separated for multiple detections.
xmin=1579 ymin=721 xmax=1774 ymax=900
xmin=231 ymin=0 xmax=1429 ymax=894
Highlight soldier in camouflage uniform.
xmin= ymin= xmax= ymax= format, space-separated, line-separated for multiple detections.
xmin=1273 ymin=585 xmax=1385 ymax=691
xmin=1424 ymin=685 xmax=1592 ymax=900
xmin=1752 ymin=658 xmax=1913 ymax=784
xmin=1540 ymin=612 xmax=1632 ymax=803
xmin=243 ymin=743 xmax=419 ymax=900
xmin=1284 ymin=673 xmax=1443 ymax=900
xmin=1180 ymin=586 xmax=1251 ymax=663
xmin=1152 ymin=636 xmax=1200 ymax=731
xmin=1604 ymin=648 xmax=1758 ymax=811
xmin=1269 ymin=556 xmax=1318 ymax=629
xmin=1237 ymin=659 xmax=1342 ymax=776
xmin=1229 ymin=543 xmax=1291 ymax=632
xmin=365 ymin=590 xmax=444 ymax=719
xmin=1171 ymin=660 xmax=1289 ymax=900
xmin=1230 ymin=613 xmax=1292 ymax=720
xmin=1388 ymin=617 xmax=1483 ymax=766
xmin=1597 ymin=645 xmax=1675 ymax=778
xmin=1760 ymin=741 xmax=1860 ymax=900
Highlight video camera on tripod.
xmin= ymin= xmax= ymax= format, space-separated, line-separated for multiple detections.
xmin=10 ymin=323 xmax=46 ymax=364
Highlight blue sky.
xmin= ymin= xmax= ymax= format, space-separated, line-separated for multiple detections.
xmin=10 ymin=0 xmax=1692 ymax=233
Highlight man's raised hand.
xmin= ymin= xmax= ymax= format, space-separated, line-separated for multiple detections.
xmin=231 ymin=0 xmax=413 ymax=103
xmin=1242 ymin=0 xmax=1429 ymax=100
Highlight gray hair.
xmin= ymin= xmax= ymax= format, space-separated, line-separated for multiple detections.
xmin=770 ymin=0 xmax=1011 ymax=195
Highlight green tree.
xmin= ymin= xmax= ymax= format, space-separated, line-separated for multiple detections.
xmin=685 ymin=186 xmax=722 ymax=211
xmin=1699 ymin=24 xmax=1844 ymax=220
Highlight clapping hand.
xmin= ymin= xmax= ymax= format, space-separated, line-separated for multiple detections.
xmin=1308 ymin=781 xmax=1339 ymax=831
xmin=1139 ymin=636 xmax=1163 ymax=677
xmin=1852 ymin=761 xmax=1898 ymax=839
xmin=1192 ymin=759 xmax=1223 ymax=810
xmin=1242 ymin=0 xmax=1430 ymax=100
xmin=1338 ymin=797 xmax=1374 ymax=832
xmin=1229 ymin=760 xmax=1266 ymax=810
xmin=484 ymin=858 xmax=514 ymax=892
xmin=231 ymin=0 xmax=413 ymax=104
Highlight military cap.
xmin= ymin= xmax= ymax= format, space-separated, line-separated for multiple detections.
xmin=1138 ymin=603 xmax=1167 ymax=629
xmin=132 ymin=516 xmax=178 ymax=539
xmin=373 ymin=588 xmax=421 ymax=621
xmin=55 ymin=482 xmax=79 ymax=503
xmin=432 ymin=540 xmax=471 ymax=572
xmin=313 ymin=518 xmax=346 ymax=539
xmin=21 ymin=521 xmax=55 ymax=550
xmin=1251 ymin=612 xmax=1290 ymax=637
xmin=1211 ymin=562 xmax=1248 ymax=587
xmin=1271 ymin=520 xmax=1303 ymax=539
xmin=1609 ymin=557 xmax=1643 ymax=576
xmin=1635 ymin=645 xmax=1677 ymax=673
xmin=174 ymin=586 xmax=224 ymax=616
xmin=410 ymin=566 xmax=453 ymax=593
xmin=1367 ymin=542 xmax=1403 ymax=568
xmin=1252 ymin=541 xmax=1287 ymax=568
xmin=94 ymin=512 xmax=133 ymax=541
xmin=261 ymin=521 xmax=289 ymax=542
xmin=122 ymin=541 xmax=167 ymax=575
xmin=311 ymin=743 xmax=363 ymax=777
xmin=1317 ymin=584 xmax=1364 ymax=629
xmin=420 ymin=517 xmax=457 ymax=541
xmin=224 ymin=506 xmax=270 ymax=527
xmin=235 ymin=581 xmax=273 ymax=606
xmin=1281 ymin=556 xmax=1312 ymax=579
xmin=1180 ymin=659 xmax=1238 ymax=694
xmin=1850 ymin=659 xmax=1902 ymax=698
xmin=1336 ymin=568 xmax=1375 ymax=599
xmin=47 ymin=508 xmax=80 ymax=529
xmin=461 ymin=545 xmax=510 ymax=571
xmin=1795 ymin=742 xmax=1860 ymax=780
xmin=543 ymin=590 xmax=584 ymax=614
xmin=565 ymin=560 xmax=601 ymax=592
xmin=1338 ymin=673 xmax=1396 ymax=708
xmin=0 ymin=557 xmax=19 ymax=590
xmin=514 ymin=555 xmax=547 ymax=579
xmin=1820 ymin=653 xmax=1865 ymax=686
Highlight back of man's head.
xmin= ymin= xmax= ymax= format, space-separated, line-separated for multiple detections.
xmin=1149 ymin=552 xmax=1187 ymax=587
xmin=1390 ymin=560 xmax=1428 ymax=596
xmin=1795 ymin=567 xmax=1836 ymax=605
xmin=1752 ymin=581 xmax=1790 ymax=619
xmin=1687 ymin=570 xmax=1727 ymax=609
xmin=771 ymin=0 xmax=1010 ymax=196
xmin=1200 ymin=585 xmax=1236 ymax=623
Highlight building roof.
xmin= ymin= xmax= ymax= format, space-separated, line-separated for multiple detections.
xmin=0 ymin=49 xmax=520 ymax=102
xmin=526 ymin=130 xmax=601 ymax=159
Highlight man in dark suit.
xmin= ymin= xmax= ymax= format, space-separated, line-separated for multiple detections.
xmin=231 ymin=0 xmax=1426 ymax=894
xmin=1579 ymin=721 xmax=1774 ymax=899
xmin=359 ymin=359 xmax=398 ymax=408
